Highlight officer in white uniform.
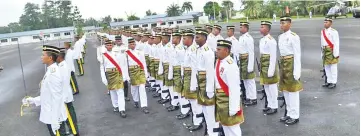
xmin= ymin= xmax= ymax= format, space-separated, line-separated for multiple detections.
xmin=73 ymin=36 xmax=84 ymax=76
xmin=207 ymin=25 xmax=224 ymax=52
xmin=225 ymin=26 xmax=241 ymax=62
xmin=64 ymin=42 xmax=80 ymax=95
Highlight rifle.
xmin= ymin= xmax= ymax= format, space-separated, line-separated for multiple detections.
xmin=256 ymin=57 xmax=267 ymax=109
xmin=277 ymin=60 xmax=286 ymax=116
xmin=321 ymin=47 xmax=327 ymax=84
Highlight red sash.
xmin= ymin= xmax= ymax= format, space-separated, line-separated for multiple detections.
xmin=103 ymin=53 xmax=122 ymax=74
xmin=322 ymin=29 xmax=334 ymax=50
xmin=126 ymin=50 xmax=144 ymax=70
xmin=216 ymin=59 xmax=243 ymax=116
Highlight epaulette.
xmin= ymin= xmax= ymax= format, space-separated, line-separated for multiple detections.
xmin=178 ymin=46 xmax=183 ymax=50
xmin=59 ymin=63 xmax=64 ymax=67
xmin=50 ymin=67 xmax=56 ymax=73
xmin=204 ymin=46 xmax=209 ymax=51
xmin=191 ymin=46 xmax=196 ymax=51
xmin=267 ymin=35 xmax=273 ymax=40
xmin=291 ymin=32 xmax=297 ymax=36
xmin=227 ymin=59 xmax=233 ymax=64
xmin=330 ymin=28 xmax=336 ymax=31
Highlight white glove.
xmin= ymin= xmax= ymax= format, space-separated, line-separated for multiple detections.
xmin=25 ymin=97 xmax=34 ymax=105
xmin=267 ymin=71 xmax=274 ymax=78
xmin=247 ymin=68 xmax=253 ymax=73
xmin=206 ymin=92 xmax=214 ymax=99
xmin=294 ymin=74 xmax=300 ymax=80
xmin=102 ymin=79 xmax=108 ymax=86
xmin=51 ymin=123 xmax=60 ymax=135
xmin=229 ymin=110 xmax=237 ymax=116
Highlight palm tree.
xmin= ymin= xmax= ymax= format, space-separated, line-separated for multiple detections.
xmin=166 ymin=3 xmax=183 ymax=17
xmin=182 ymin=1 xmax=193 ymax=13
xmin=146 ymin=10 xmax=152 ymax=16
xmin=222 ymin=0 xmax=234 ymax=19
xmin=242 ymin=1 xmax=263 ymax=19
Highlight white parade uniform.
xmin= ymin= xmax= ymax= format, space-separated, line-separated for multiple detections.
xmin=259 ymin=34 xmax=278 ymax=109
xmin=196 ymin=44 xmax=218 ymax=136
xmin=143 ymin=41 xmax=152 ymax=80
xmin=100 ymin=50 xmax=129 ymax=112
xmin=207 ymin=33 xmax=224 ymax=52
xmin=58 ymin=61 xmax=73 ymax=121
xmin=73 ymin=40 xmax=83 ymax=60
xmin=321 ymin=27 xmax=339 ymax=84
xmin=167 ymin=42 xmax=179 ymax=107
xmin=225 ymin=35 xmax=241 ymax=62
xmin=239 ymin=32 xmax=257 ymax=100
xmin=215 ymin=55 xmax=242 ymax=136
xmin=157 ymin=43 xmax=167 ymax=99
xmin=126 ymin=49 xmax=148 ymax=108
xmin=65 ymin=48 xmax=76 ymax=73
xmin=278 ymin=30 xmax=302 ymax=119
xmin=184 ymin=43 xmax=203 ymax=125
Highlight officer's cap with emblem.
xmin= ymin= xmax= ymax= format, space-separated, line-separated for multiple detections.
xmin=115 ymin=35 xmax=122 ymax=40
xmin=240 ymin=22 xmax=249 ymax=26
xmin=105 ymin=40 xmax=113 ymax=45
xmin=217 ymin=40 xmax=232 ymax=50
xmin=195 ymin=29 xmax=208 ymax=37
xmin=280 ymin=15 xmax=292 ymax=22
xmin=143 ymin=32 xmax=151 ymax=37
xmin=43 ymin=45 xmax=60 ymax=54
xmin=154 ymin=32 xmax=162 ymax=38
xmin=162 ymin=32 xmax=171 ymax=37
xmin=195 ymin=26 xmax=202 ymax=31
xmin=59 ymin=48 xmax=66 ymax=55
xmin=261 ymin=21 xmax=272 ymax=26
xmin=172 ymin=31 xmax=181 ymax=37
xmin=227 ymin=25 xmax=235 ymax=30
xmin=128 ymin=38 xmax=135 ymax=43
xmin=324 ymin=17 xmax=333 ymax=22
xmin=182 ymin=30 xmax=194 ymax=37
xmin=205 ymin=25 xmax=212 ymax=29
xmin=213 ymin=25 xmax=222 ymax=30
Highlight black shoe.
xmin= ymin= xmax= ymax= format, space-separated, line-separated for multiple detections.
xmin=125 ymin=97 xmax=130 ymax=101
xmin=142 ymin=107 xmax=150 ymax=114
xmin=280 ymin=116 xmax=290 ymax=122
xmin=158 ymin=99 xmax=169 ymax=104
xmin=244 ymin=99 xmax=257 ymax=106
xmin=120 ymin=111 xmax=127 ymax=118
xmin=176 ymin=112 xmax=190 ymax=120
xmin=167 ymin=106 xmax=179 ymax=112
xmin=262 ymin=107 xmax=271 ymax=112
xmin=265 ymin=109 xmax=278 ymax=115
xmin=145 ymin=83 xmax=151 ymax=88
xmin=73 ymin=92 xmax=79 ymax=95
xmin=285 ymin=118 xmax=299 ymax=125
xmin=328 ymin=83 xmax=336 ymax=89
xmin=152 ymin=93 xmax=161 ymax=98
xmin=188 ymin=124 xmax=203 ymax=131
xmin=322 ymin=83 xmax=330 ymax=87
xmin=150 ymin=88 xmax=157 ymax=92
xmin=113 ymin=107 xmax=119 ymax=112
xmin=134 ymin=102 xmax=139 ymax=108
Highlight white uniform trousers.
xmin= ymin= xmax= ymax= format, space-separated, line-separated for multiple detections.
xmin=203 ymin=105 xmax=219 ymax=136
xmin=131 ymin=84 xmax=148 ymax=107
xmin=325 ymin=64 xmax=338 ymax=84
xmin=169 ymin=86 xmax=179 ymax=106
xmin=222 ymin=123 xmax=242 ymax=136
xmin=244 ymin=78 xmax=257 ymax=99
xmin=109 ymin=89 xmax=125 ymax=111
xmin=180 ymin=96 xmax=190 ymax=114
xmin=283 ymin=91 xmax=300 ymax=119
xmin=189 ymin=99 xmax=203 ymax=125
xmin=264 ymin=83 xmax=278 ymax=109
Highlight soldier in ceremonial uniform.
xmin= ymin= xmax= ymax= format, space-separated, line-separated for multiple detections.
xmin=57 ymin=49 xmax=80 ymax=136
xmin=73 ymin=36 xmax=84 ymax=76
xmin=141 ymin=32 xmax=153 ymax=88
xmin=195 ymin=29 xmax=218 ymax=136
xmin=278 ymin=16 xmax=302 ymax=125
xmin=239 ymin=22 xmax=257 ymax=106
xmin=158 ymin=32 xmax=172 ymax=104
xmin=100 ymin=40 xmax=129 ymax=118
xmin=208 ymin=25 xmax=224 ymax=52
xmin=114 ymin=36 xmax=131 ymax=101
xmin=215 ymin=40 xmax=244 ymax=136
xmin=259 ymin=21 xmax=279 ymax=115
xmin=125 ymin=38 xmax=150 ymax=114
xmin=64 ymin=42 xmax=80 ymax=95
xmin=183 ymin=30 xmax=204 ymax=131
xmin=152 ymin=33 xmax=164 ymax=98
xmin=225 ymin=26 xmax=241 ymax=62
xmin=170 ymin=31 xmax=191 ymax=118
xmin=147 ymin=36 xmax=157 ymax=91
xmin=205 ymin=25 xmax=212 ymax=34
xmin=321 ymin=17 xmax=339 ymax=89
xmin=25 ymin=45 xmax=66 ymax=136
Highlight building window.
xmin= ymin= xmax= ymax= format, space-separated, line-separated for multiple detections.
xmin=124 ymin=26 xmax=130 ymax=29
xmin=33 ymin=36 xmax=40 ymax=39
xmin=64 ymin=32 xmax=71 ymax=36
xmin=54 ymin=33 xmax=60 ymax=37
xmin=168 ymin=22 xmax=174 ymax=25
xmin=177 ymin=21 xmax=182 ymax=24
xmin=161 ymin=22 xmax=166 ymax=25
xmin=151 ymin=23 xmax=157 ymax=28
xmin=133 ymin=25 xmax=139 ymax=28
xmin=1 ymin=39 xmax=8 ymax=43
xmin=186 ymin=20 xmax=192 ymax=23
xmin=44 ymin=34 xmax=50 ymax=38
xmin=11 ymin=38 xmax=18 ymax=42
xmin=142 ymin=24 xmax=149 ymax=27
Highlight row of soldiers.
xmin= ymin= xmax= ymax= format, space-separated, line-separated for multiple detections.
xmin=95 ymin=15 xmax=339 ymax=136
xmin=22 ymin=34 xmax=89 ymax=136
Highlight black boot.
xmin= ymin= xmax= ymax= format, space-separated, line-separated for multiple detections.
xmin=280 ymin=116 xmax=290 ymax=122
xmin=158 ymin=99 xmax=169 ymax=104
xmin=176 ymin=112 xmax=190 ymax=119
xmin=141 ymin=107 xmax=150 ymax=114
xmin=167 ymin=105 xmax=179 ymax=112
xmin=328 ymin=83 xmax=336 ymax=89
xmin=120 ymin=111 xmax=127 ymax=118
xmin=134 ymin=102 xmax=139 ymax=108
xmin=152 ymin=93 xmax=161 ymax=98
xmin=262 ymin=107 xmax=271 ymax=112
xmin=322 ymin=83 xmax=330 ymax=87
xmin=244 ymin=99 xmax=257 ymax=106
xmin=188 ymin=124 xmax=203 ymax=131
xmin=285 ymin=118 xmax=299 ymax=125
xmin=125 ymin=97 xmax=130 ymax=101
xmin=265 ymin=108 xmax=278 ymax=115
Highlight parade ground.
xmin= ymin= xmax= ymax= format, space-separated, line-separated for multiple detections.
xmin=0 ymin=18 xmax=359 ymax=136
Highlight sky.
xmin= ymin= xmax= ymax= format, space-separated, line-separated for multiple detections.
xmin=0 ymin=0 xmax=242 ymax=26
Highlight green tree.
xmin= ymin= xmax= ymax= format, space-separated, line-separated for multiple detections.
xmin=84 ymin=17 xmax=98 ymax=26
xmin=54 ymin=0 xmax=73 ymax=27
xmin=146 ymin=10 xmax=152 ymax=16
xmin=102 ymin=15 xmax=112 ymax=25
xmin=203 ymin=1 xmax=221 ymax=19
xmin=221 ymin=0 xmax=234 ymax=19
xmin=0 ymin=27 xmax=10 ymax=34
xmin=241 ymin=1 xmax=263 ymax=19
xmin=8 ymin=22 xmax=24 ymax=33
xmin=182 ymin=1 xmax=193 ymax=13
xmin=113 ymin=18 xmax=124 ymax=22
xmin=19 ymin=3 xmax=43 ymax=30
xmin=166 ymin=3 xmax=183 ymax=17
xmin=127 ymin=15 xmax=140 ymax=21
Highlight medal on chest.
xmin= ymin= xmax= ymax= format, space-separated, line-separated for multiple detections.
xmin=220 ymin=67 xmax=224 ymax=75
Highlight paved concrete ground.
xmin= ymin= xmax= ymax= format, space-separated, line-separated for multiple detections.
xmin=0 ymin=18 xmax=359 ymax=136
